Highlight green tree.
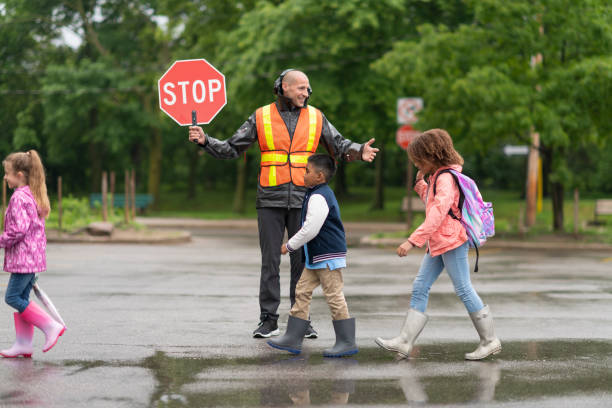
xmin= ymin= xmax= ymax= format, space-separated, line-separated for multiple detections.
xmin=41 ymin=58 xmax=148 ymax=191
xmin=373 ymin=0 xmax=612 ymax=230
xmin=159 ymin=0 xmax=257 ymax=211
xmin=0 ymin=0 xmax=60 ymax=158
xmin=214 ymin=0 xmax=477 ymax=210
xmin=5 ymin=1 xmax=172 ymax=202
xmin=212 ymin=0 xmax=412 ymax=209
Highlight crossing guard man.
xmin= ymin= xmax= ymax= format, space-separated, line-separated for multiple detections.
xmin=188 ymin=69 xmax=378 ymax=338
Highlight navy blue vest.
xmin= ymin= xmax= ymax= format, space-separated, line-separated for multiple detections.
xmin=301 ymin=183 xmax=347 ymax=264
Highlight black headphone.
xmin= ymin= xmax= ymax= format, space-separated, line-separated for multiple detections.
xmin=273 ymin=69 xmax=312 ymax=97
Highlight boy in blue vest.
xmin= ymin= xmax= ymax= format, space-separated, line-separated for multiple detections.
xmin=267 ymin=154 xmax=358 ymax=357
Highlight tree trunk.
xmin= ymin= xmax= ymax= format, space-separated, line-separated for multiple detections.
xmin=187 ymin=149 xmax=199 ymax=200
xmin=334 ymin=161 xmax=348 ymax=198
xmin=147 ymin=128 xmax=162 ymax=209
xmin=372 ymin=147 xmax=384 ymax=210
xmin=551 ymin=181 xmax=564 ymax=231
xmin=142 ymin=93 xmax=162 ymax=209
xmin=89 ymin=142 xmax=102 ymax=192
xmin=88 ymin=107 xmax=101 ymax=192
xmin=542 ymin=145 xmax=564 ymax=231
xmin=541 ymin=150 xmax=550 ymax=198
xmin=233 ymin=154 xmax=247 ymax=213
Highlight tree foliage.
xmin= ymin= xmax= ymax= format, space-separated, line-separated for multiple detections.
xmin=373 ymin=0 xmax=612 ymax=229
xmin=1 ymin=0 xmax=610 ymax=231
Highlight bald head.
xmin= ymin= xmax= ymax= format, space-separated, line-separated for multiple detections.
xmin=282 ymin=70 xmax=308 ymax=85
xmin=281 ymin=70 xmax=311 ymax=108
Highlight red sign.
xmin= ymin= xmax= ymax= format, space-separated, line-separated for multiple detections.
xmin=396 ymin=125 xmax=420 ymax=150
xmin=158 ymin=59 xmax=226 ymax=126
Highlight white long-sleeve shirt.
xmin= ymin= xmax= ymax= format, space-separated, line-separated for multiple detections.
xmin=287 ymin=194 xmax=328 ymax=250
xmin=286 ymin=193 xmax=347 ymax=271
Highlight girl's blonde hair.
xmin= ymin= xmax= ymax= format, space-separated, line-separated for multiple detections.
xmin=3 ymin=150 xmax=50 ymax=218
xmin=408 ymin=128 xmax=464 ymax=170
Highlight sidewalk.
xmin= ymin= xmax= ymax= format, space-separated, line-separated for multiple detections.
xmin=136 ymin=216 xmax=612 ymax=251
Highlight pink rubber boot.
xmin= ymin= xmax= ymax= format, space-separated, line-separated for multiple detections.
xmin=20 ymin=301 xmax=65 ymax=353
xmin=0 ymin=313 xmax=34 ymax=358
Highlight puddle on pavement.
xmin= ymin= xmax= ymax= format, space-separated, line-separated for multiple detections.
xmin=3 ymin=340 xmax=609 ymax=407
xmin=127 ymin=340 xmax=612 ymax=406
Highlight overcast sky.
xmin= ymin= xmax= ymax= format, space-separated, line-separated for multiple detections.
xmin=56 ymin=15 xmax=169 ymax=49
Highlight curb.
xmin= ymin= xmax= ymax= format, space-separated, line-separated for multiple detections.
xmin=47 ymin=229 xmax=191 ymax=244
xmin=136 ymin=217 xmax=258 ymax=230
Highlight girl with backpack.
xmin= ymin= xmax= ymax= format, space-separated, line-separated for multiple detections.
xmin=375 ymin=129 xmax=501 ymax=360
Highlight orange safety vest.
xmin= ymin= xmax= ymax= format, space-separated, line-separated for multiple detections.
xmin=255 ymin=103 xmax=323 ymax=187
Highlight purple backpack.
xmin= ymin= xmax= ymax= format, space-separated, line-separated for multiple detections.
xmin=434 ymin=169 xmax=495 ymax=272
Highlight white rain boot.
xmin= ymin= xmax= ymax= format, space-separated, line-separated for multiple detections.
xmin=375 ymin=309 xmax=428 ymax=359
xmin=465 ymin=305 xmax=502 ymax=360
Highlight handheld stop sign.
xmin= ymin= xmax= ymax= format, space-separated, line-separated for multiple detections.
xmin=158 ymin=59 xmax=227 ymax=126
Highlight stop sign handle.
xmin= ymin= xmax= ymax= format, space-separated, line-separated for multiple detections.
xmin=192 ymin=110 xmax=197 ymax=126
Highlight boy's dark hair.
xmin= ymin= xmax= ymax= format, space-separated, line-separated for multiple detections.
xmin=307 ymin=154 xmax=336 ymax=182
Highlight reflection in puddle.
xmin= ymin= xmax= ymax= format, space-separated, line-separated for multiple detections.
xmin=141 ymin=340 xmax=612 ymax=407
xmin=0 ymin=359 xmax=61 ymax=406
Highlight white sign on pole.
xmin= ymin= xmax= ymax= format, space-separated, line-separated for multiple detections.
xmin=503 ymin=145 xmax=529 ymax=156
xmin=397 ymin=97 xmax=423 ymax=125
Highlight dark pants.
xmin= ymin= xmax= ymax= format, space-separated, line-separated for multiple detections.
xmin=257 ymin=207 xmax=305 ymax=322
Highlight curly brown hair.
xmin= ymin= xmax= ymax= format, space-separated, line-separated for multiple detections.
xmin=407 ymin=128 xmax=464 ymax=169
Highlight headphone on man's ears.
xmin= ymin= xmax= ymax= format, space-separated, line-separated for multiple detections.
xmin=273 ymin=68 xmax=312 ymax=97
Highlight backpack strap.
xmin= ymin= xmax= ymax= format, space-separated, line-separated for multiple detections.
xmin=432 ymin=169 xmax=479 ymax=272
xmin=432 ymin=169 xmax=464 ymax=221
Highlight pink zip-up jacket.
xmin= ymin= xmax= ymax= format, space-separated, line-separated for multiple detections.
xmin=0 ymin=185 xmax=46 ymax=273
xmin=408 ymin=165 xmax=467 ymax=257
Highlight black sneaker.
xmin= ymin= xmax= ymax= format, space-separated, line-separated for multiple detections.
xmin=304 ymin=324 xmax=318 ymax=339
xmin=253 ymin=319 xmax=280 ymax=338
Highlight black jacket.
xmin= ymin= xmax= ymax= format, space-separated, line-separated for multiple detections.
xmin=199 ymin=96 xmax=364 ymax=209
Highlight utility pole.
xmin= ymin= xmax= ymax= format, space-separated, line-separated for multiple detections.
xmin=525 ymin=130 xmax=540 ymax=227
xmin=525 ymin=21 xmax=543 ymax=229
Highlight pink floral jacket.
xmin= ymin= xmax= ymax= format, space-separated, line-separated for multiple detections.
xmin=408 ymin=165 xmax=468 ymax=257
xmin=0 ymin=185 xmax=46 ymax=273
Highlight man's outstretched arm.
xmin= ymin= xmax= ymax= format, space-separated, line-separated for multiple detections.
xmin=188 ymin=113 xmax=258 ymax=159
xmin=319 ymin=114 xmax=378 ymax=162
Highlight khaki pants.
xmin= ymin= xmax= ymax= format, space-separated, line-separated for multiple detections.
xmin=290 ymin=267 xmax=350 ymax=321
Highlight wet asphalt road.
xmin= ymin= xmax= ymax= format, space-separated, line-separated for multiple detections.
xmin=0 ymin=228 xmax=611 ymax=407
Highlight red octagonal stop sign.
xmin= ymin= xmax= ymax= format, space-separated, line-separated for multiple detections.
xmin=158 ymin=59 xmax=226 ymax=126
xmin=396 ymin=124 xmax=420 ymax=150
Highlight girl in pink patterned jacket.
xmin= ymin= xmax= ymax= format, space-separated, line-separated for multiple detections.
xmin=1 ymin=150 xmax=65 ymax=358
xmin=375 ymin=129 xmax=501 ymax=361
